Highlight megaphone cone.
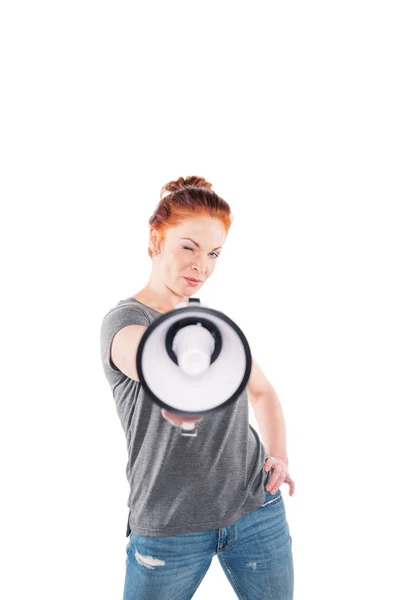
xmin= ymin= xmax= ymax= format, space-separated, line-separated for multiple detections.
xmin=136 ymin=297 xmax=252 ymax=437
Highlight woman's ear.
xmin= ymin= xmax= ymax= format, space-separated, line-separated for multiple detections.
xmin=149 ymin=228 xmax=160 ymax=256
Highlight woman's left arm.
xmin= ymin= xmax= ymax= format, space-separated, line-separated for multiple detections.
xmin=252 ymin=387 xmax=295 ymax=496
xmin=251 ymin=384 xmax=289 ymax=465
xmin=248 ymin=358 xmax=295 ymax=496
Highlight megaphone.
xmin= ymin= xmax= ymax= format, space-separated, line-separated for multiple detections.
xmin=136 ymin=297 xmax=252 ymax=437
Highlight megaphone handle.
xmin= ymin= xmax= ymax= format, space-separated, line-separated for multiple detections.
xmin=180 ymin=421 xmax=198 ymax=437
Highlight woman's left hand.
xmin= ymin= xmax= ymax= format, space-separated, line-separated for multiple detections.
xmin=264 ymin=456 xmax=295 ymax=497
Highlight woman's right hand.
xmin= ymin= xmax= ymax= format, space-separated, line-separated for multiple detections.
xmin=161 ymin=408 xmax=204 ymax=428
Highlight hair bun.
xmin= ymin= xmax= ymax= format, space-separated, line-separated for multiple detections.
xmin=160 ymin=175 xmax=212 ymax=198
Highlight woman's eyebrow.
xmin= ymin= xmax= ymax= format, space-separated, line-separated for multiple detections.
xmin=181 ymin=237 xmax=222 ymax=250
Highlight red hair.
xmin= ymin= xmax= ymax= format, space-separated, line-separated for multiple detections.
xmin=148 ymin=175 xmax=233 ymax=258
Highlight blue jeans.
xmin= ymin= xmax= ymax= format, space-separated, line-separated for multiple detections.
xmin=122 ymin=482 xmax=294 ymax=599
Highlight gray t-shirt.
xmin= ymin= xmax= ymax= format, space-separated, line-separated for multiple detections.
xmin=100 ymin=296 xmax=269 ymax=537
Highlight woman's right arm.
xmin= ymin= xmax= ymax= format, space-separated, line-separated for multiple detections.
xmin=110 ymin=324 xmax=147 ymax=381
xmin=111 ymin=325 xmax=203 ymax=428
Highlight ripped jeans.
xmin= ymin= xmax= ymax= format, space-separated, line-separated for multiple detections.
xmin=122 ymin=472 xmax=294 ymax=600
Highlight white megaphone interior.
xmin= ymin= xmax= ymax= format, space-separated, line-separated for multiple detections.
xmin=172 ymin=323 xmax=215 ymax=376
xmin=141 ymin=309 xmax=247 ymax=412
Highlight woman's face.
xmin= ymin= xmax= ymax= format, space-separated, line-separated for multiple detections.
xmin=152 ymin=217 xmax=226 ymax=295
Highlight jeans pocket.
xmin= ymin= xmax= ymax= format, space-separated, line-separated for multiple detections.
xmin=261 ymin=489 xmax=282 ymax=507
xmin=261 ymin=469 xmax=283 ymax=507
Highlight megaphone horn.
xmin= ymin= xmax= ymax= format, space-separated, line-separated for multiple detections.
xmin=136 ymin=297 xmax=252 ymax=437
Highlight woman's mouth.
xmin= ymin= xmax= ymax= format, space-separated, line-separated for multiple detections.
xmin=183 ymin=277 xmax=201 ymax=286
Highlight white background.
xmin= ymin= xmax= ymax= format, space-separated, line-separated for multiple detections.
xmin=1 ymin=1 xmax=399 ymax=598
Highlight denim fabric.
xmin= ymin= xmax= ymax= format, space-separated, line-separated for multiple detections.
xmin=122 ymin=473 xmax=294 ymax=599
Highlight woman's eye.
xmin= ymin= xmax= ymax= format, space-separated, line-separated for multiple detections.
xmin=183 ymin=246 xmax=219 ymax=259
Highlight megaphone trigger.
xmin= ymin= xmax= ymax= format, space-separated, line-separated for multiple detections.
xmin=180 ymin=421 xmax=198 ymax=437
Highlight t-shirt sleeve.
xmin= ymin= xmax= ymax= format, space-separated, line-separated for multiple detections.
xmin=100 ymin=302 xmax=149 ymax=373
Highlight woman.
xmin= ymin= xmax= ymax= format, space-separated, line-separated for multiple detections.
xmin=100 ymin=175 xmax=295 ymax=599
